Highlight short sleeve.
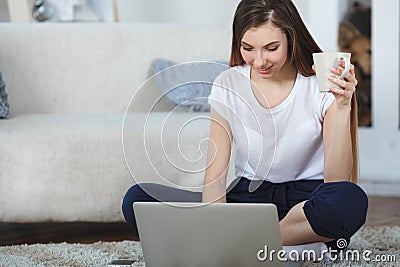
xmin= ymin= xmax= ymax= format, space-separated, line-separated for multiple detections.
xmin=320 ymin=92 xmax=335 ymax=118
xmin=208 ymin=74 xmax=230 ymax=122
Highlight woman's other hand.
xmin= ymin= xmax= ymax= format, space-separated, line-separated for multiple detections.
xmin=327 ymin=62 xmax=358 ymax=109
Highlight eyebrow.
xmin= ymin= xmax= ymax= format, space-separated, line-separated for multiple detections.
xmin=240 ymin=41 xmax=280 ymax=47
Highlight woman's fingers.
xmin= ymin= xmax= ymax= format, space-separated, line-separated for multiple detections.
xmin=329 ymin=65 xmax=358 ymax=89
xmin=328 ymin=63 xmax=357 ymax=107
xmin=346 ymin=66 xmax=358 ymax=86
xmin=329 ymin=86 xmax=353 ymax=97
xmin=328 ymin=76 xmax=356 ymax=92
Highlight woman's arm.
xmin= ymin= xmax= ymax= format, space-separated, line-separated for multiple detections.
xmin=202 ymin=108 xmax=232 ymax=203
xmin=323 ymin=64 xmax=358 ymax=182
xmin=323 ymin=103 xmax=352 ymax=181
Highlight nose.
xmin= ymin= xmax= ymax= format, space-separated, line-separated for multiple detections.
xmin=254 ymin=50 xmax=266 ymax=68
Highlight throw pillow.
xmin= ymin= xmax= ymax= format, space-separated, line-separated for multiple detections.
xmin=152 ymin=59 xmax=228 ymax=112
xmin=0 ymin=72 xmax=9 ymax=119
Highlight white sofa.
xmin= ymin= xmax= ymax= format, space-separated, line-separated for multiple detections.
xmin=0 ymin=23 xmax=233 ymax=222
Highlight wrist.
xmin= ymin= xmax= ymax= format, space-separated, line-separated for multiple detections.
xmin=335 ymin=103 xmax=352 ymax=113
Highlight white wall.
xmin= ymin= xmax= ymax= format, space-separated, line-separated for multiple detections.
xmin=292 ymin=0 xmax=348 ymax=52
xmin=5 ymin=0 xmax=32 ymax=22
xmin=358 ymin=0 xmax=400 ymax=183
xmin=116 ymin=0 xmax=240 ymax=27
xmin=116 ymin=0 xmax=342 ymax=50
xmin=86 ymin=0 xmax=115 ymax=22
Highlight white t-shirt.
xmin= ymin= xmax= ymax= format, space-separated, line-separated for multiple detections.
xmin=208 ymin=65 xmax=335 ymax=183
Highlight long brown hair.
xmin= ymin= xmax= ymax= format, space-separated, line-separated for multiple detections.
xmin=230 ymin=0 xmax=359 ymax=183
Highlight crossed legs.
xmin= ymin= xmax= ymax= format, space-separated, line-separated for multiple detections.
xmin=122 ymin=180 xmax=368 ymax=246
xmin=280 ymin=200 xmax=333 ymax=245
xmin=280 ymin=181 xmax=368 ymax=246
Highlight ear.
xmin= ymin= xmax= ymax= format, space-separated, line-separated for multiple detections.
xmin=338 ymin=21 xmax=361 ymax=50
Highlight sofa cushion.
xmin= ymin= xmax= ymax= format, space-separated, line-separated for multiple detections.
xmin=152 ymin=59 xmax=228 ymax=112
xmin=0 ymin=73 xmax=9 ymax=119
xmin=0 ymin=112 xmax=222 ymax=222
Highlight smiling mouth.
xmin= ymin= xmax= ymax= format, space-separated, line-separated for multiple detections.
xmin=256 ymin=65 xmax=273 ymax=73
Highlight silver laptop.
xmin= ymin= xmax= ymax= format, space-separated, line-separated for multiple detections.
xmin=133 ymin=202 xmax=287 ymax=267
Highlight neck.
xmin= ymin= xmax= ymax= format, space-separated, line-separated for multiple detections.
xmin=252 ymin=62 xmax=297 ymax=86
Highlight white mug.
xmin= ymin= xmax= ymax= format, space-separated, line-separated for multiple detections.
xmin=312 ymin=52 xmax=351 ymax=92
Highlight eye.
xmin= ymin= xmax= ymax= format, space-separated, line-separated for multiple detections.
xmin=242 ymin=47 xmax=253 ymax=52
xmin=267 ymin=46 xmax=278 ymax=52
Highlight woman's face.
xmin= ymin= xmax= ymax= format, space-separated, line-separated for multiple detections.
xmin=240 ymin=23 xmax=290 ymax=80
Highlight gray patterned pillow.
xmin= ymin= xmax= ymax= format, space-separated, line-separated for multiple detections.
xmin=0 ymin=73 xmax=9 ymax=119
xmin=152 ymin=59 xmax=228 ymax=112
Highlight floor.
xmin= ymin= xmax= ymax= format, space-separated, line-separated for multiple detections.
xmin=0 ymin=196 xmax=399 ymax=246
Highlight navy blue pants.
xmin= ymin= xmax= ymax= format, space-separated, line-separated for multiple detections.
xmin=122 ymin=178 xmax=368 ymax=245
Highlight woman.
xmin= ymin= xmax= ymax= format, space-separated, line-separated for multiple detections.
xmin=122 ymin=0 xmax=368 ymax=248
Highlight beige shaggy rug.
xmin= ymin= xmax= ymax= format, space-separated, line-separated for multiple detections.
xmin=0 ymin=226 xmax=398 ymax=267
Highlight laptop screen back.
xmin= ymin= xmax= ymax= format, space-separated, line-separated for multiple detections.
xmin=134 ymin=202 xmax=285 ymax=267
